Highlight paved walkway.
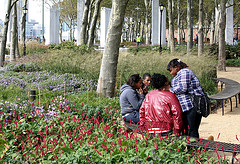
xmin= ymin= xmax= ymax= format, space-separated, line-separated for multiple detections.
xmin=199 ymin=67 xmax=240 ymax=144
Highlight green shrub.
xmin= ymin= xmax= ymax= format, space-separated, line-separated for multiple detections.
xmin=5 ymin=62 xmax=41 ymax=72
xmin=128 ymin=45 xmax=168 ymax=55
xmin=226 ymin=59 xmax=240 ymax=66
xmin=22 ymin=41 xmax=48 ymax=55
xmin=208 ymin=44 xmax=240 ymax=59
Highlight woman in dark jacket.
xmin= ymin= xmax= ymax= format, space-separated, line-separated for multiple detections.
xmin=139 ymin=73 xmax=183 ymax=136
xmin=120 ymin=74 xmax=145 ymax=124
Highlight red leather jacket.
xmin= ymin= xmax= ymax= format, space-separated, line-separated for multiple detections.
xmin=139 ymin=90 xmax=183 ymax=134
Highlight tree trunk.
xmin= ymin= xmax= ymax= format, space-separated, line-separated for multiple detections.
xmin=79 ymin=0 xmax=91 ymax=45
xmin=168 ymin=0 xmax=175 ymax=53
xmin=10 ymin=2 xmax=17 ymax=61
xmin=97 ymin=0 xmax=129 ymax=97
xmin=177 ymin=0 xmax=181 ymax=45
xmin=20 ymin=0 xmax=27 ymax=44
xmin=86 ymin=0 xmax=94 ymax=44
xmin=210 ymin=4 xmax=215 ymax=45
xmin=88 ymin=0 xmax=102 ymax=47
xmin=59 ymin=20 xmax=63 ymax=43
xmin=70 ymin=19 xmax=73 ymax=41
xmin=215 ymin=0 xmax=219 ymax=44
xmin=0 ymin=0 xmax=12 ymax=66
xmin=144 ymin=0 xmax=150 ymax=45
xmin=218 ymin=0 xmax=226 ymax=71
xmin=187 ymin=0 xmax=192 ymax=55
xmin=198 ymin=0 xmax=203 ymax=56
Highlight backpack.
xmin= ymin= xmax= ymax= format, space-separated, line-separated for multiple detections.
xmin=190 ymin=92 xmax=211 ymax=117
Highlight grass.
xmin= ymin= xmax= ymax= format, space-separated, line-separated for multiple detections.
xmin=33 ymin=46 xmax=217 ymax=95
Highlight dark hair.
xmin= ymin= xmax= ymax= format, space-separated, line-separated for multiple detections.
xmin=151 ymin=73 xmax=167 ymax=89
xmin=167 ymin=58 xmax=188 ymax=71
xmin=127 ymin=74 xmax=141 ymax=87
xmin=143 ymin=73 xmax=151 ymax=80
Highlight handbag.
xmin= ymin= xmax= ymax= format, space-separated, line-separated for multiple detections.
xmin=190 ymin=92 xmax=211 ymax=117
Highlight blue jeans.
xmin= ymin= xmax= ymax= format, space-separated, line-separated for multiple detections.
xmin=182 ymin=106 xmax=202 ymax=138
xmin=122 ymin=111 xmax=140 ymax=124
xmin=136 ymin=42 xmax=140 ymax=46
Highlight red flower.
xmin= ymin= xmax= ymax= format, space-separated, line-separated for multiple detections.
xmin=118 ymin=137 xmax=122 ymax=145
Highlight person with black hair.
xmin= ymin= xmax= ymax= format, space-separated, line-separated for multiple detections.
xmin=139 ymin=73 xmax=183 ymax=136
xmin=120 ymin=74 xmax=145 ymax=124
xmin=142 ymin=73 xmax=151 ymax=95
xmin=167 ymin=58 xmax=204 ymax=138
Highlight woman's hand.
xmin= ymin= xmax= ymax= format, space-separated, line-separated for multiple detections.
xmin=143 ymin=85 xmax=148 ymax=94
xmin=139 ymin=88 xmax=143 ymax=94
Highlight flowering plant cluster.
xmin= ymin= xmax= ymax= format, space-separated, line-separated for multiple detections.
xmin=0 ymin=97 xmax=229 ymax=163
xmin=0 ymin=70 xmax=97 ymax=95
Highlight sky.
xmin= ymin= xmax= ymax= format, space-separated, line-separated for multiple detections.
xmin=0 ymin=0 xmax=43 ymax=23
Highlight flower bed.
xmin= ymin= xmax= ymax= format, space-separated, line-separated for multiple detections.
xmin=0 ymin=97 xmax=228 ymax=163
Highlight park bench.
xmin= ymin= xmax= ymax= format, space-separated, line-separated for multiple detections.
xmin=123 ymin=121 xmax=240 ymax=163
xmin=209 ymin=78 xmax=240 ymax=115
xmin=183 ymin=136 xmax=240 ymax=164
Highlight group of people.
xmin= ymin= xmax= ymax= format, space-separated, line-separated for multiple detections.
xmin=120 ymin=58 xmax=205 ymax=138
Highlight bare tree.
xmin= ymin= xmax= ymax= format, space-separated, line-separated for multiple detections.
xmin=97 ymin=0 xmax=129 ymax=97
xmin=218 ymin=0 xmax=226 ymax=71
xmin=198 ymin=0 xmax=204 ymax=56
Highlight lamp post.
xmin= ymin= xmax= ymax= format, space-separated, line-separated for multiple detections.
xmin=135 ymin=6 xmax=140 ymax=35
xmin=159 ymin=3 xmax=164 ymax=54
xmin=22 ymin=6 xmax=28 ymax=56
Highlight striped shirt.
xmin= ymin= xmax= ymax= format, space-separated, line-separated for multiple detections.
xmin=170 ymin=68 xmax=204 ymax=112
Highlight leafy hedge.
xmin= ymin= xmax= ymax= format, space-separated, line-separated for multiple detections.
xmin=48 ymin=41 xmax=94 ymax=54
xmin=209 ymin=44 xmax=240 ymax=59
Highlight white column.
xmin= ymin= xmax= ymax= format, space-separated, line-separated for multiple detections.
xmin=45 ymin=5 xmax=60 ymax=45
xmin=77 ymin=0 xmax=85 ymax=45
xmin=225 ymin=0 xmax=233 ymax=45
xmin=100 ymin=7 xmax=111 ymax=48
xmin=159 ymin=7 xmax=167 ymax=46
xmin=151 ymin=0 xmax=159 ymax=45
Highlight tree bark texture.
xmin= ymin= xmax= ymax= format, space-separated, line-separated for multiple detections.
xmin=10 ymin=3 xmax=17 ymax=61
xmin=215 ymin=0 xmax=219 ymax=44
xmin=0 ymin=0 xmax=12 ymax=66
xmin=198 ymin=0 xmax=203 ymax=56
xmin=20 ymin=0 xmax=27 ymax=44
xmin=79 ymin=0 xmax=90 ymax=45
xmin=168 ymin=0 xmax=175 ymax=53
xmin=210 ymin=7 xmax=215 ymax=45
xmin=177 ymin=0 xmax=181 ymax=45
xmin=144 ymin=0 xmax=151 ymax=45
xmin=59 ymin=20 xmax=63 ymax=43
xmin=218 ymin=0 xmax=226 ymax=71
xmin=88 ymin=0 xmax=102 ymax=47
xmin=97 ymin=0 xmax=129 ymax=97
xmin=187 ymin=0 xmax=192 ymax=55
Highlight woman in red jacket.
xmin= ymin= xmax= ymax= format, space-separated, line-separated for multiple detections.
xmin=139 ymin=73 xmax=183 ymax=136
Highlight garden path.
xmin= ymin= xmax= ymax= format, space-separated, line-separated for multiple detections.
xmin=199 ymin=67 xmax=240 ymax=144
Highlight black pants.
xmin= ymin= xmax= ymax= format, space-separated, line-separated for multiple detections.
xmin=182 ymin=107 xmax=202 ymax=138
